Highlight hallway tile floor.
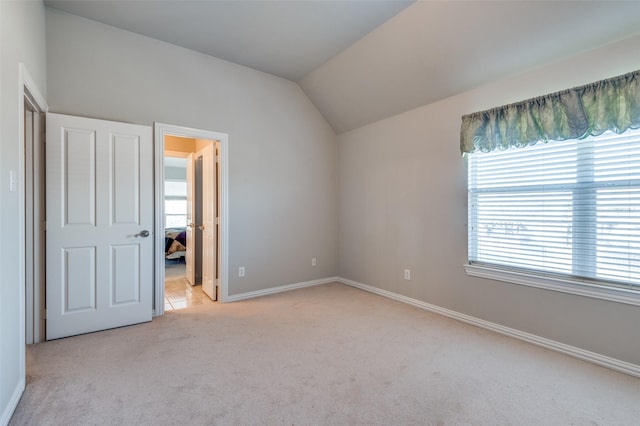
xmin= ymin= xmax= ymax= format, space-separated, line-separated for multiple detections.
xmin=164 ymin=278 xmax=215 ymax=311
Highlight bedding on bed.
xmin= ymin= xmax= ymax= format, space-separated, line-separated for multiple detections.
xmin=165 ymin=227 xmax=187 ymax=259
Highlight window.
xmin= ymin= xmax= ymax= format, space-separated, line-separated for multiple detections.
xmin=468 ymin=128 xmax=640 ymax=296
xmin=165 ymin=181 xmax=187 ymax=228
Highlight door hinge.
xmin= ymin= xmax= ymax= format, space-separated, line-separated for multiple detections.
xmin=216 ymin=155 xmax=220 ymax=163
xmin=42 ymin=309 xmax=47 ymax=319
xmin=215 ymin=217 xmax=220 ymax=225
xmin=41 ymin=220 xmax=46 ymax=231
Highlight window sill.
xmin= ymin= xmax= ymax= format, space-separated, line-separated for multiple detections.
xmin=464 ymin=263 xmax=640 ymax=307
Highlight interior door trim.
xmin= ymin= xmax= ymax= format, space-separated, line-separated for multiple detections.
xmin=17 ymin=63 xmax=48 ymax=413
xmin=153 ymin=122 xmax=229 ymax=315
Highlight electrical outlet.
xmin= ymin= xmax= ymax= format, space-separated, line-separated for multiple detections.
xmin=404 ymin=269 xmax=411 ymax=280
xmin=311 ymin=258 xmax=317 ymax=266
xmin=238 ymin=266 xmax=245 ymax=277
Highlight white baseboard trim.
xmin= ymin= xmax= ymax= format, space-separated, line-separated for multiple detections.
xmin=338 ymin=277 xmax=640 ymax=379
xmin=226 ymin=277 xmax=339 ymax=303
xmin=1 ymin=378 xmax=25 ymax=426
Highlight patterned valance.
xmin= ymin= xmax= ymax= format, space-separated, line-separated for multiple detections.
xmin=460 ymin=70 xmax=640 ymax=154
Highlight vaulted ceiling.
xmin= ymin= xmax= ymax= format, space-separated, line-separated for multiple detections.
xmin=44 ymin=0 xmax=414 ymax=80
xmin=45 ymin=1 xmax=640 ymax=134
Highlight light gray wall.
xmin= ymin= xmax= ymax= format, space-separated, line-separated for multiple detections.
xmin=0 ymin=0 xmax=47 ymax=422
xmin=46 ymin=8 xmax=338 ymax=296
xmin=338 ymin=34 xmax=640 ymax=365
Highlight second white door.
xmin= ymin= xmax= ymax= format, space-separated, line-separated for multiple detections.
xmin=185 ymin=153 xmax=196 ymax=286
xmin=200 ymin=144 xmax=216 ymax=300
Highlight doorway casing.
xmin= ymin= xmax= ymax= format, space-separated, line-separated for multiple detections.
xmin=154 ymin=123 xmax=229 ymax=314
xmin=20 ymin=63 xmax=48 ymax=348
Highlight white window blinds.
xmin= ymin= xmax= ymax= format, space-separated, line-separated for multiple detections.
xmin=468 ymin=129 xmax=640 ymax=290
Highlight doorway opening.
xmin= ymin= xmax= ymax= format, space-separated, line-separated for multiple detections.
xmin=21 ymin=64 xmax=48 ymax=346
xmin=154 ymin=123 xmax=229 ymax=315
xmin=162 ymin=136 xmax=218 ymax=310
xmin=23 ymin=94 xmax=46 ymax=343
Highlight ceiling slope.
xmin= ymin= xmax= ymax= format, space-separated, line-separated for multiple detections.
xmin=44 ymin=1 xmax=640 ymax=135
xmin=44 ymin=0 xmax=413 ymax=81
xmin=300 ymin=1 xmax=640 ymax=134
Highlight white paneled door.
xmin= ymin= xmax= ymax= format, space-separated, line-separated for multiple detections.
xmin=185 ymin=153 xmax=196 ymax=286
xmin=46 ymin=113 xmax=153 ymax=340
xmin=201 ymin=144 xmax=217 ymax=300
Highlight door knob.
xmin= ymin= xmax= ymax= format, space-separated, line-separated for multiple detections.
xmin=188 ymin=222 xmax=195 ymax=228
xmin=135 ymin=230 xmax=150 ymax=238
xmin=198 ymin=225 xmax=205 ymax=231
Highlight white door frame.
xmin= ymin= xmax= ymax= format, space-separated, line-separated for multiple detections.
xmin=154 ymin=123 xmax=229 ymax=314
xmin=18 ymin=63 xmax=48 ymax=371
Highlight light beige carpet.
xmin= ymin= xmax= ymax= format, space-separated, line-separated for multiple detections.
xmin=10 ymin=282 xmax=640 ymax=425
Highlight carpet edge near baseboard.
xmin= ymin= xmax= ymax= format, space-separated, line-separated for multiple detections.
xmin=1 ymin=377 xmax=25 ymax=426
xmin=225 ymin=277 xmax=340 ymax=303
xmin=337 ymin=277 xmax=640 ymax=379
xmin=223 ymin=275 xmax=640 ymax=379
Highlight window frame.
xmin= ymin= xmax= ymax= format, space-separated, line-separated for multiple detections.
xmin=464 ymin=263 xmax=640 ymax=307
xmin=465 ymin=132 xmax=640 ymax=307
xmin=164 ymin=179 xmax=188 ymax=228
xmin=164 ymin=197 xmax=188 ymax=228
